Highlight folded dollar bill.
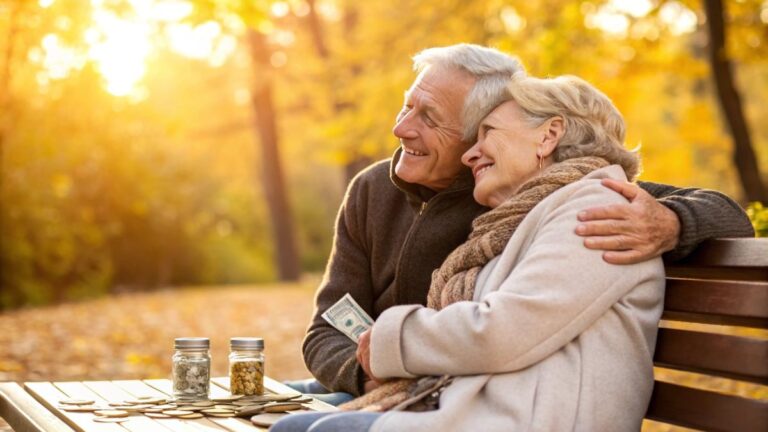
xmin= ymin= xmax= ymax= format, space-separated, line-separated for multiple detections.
xmin=322 ymin=293 xmax=374 ymax=343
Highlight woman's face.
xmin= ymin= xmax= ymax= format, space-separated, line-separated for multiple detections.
xmin=461 ymin=100 xmax=546 ymax=208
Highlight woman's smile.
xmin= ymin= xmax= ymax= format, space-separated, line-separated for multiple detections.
xmin=473 ymin=163 xmax=494 ymax=179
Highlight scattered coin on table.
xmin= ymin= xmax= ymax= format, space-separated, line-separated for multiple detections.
xmin=94 ymin=410 xmax=130 ymax=418
xmin=176 ymin=405 xmax=204 ymax=411
xmin=201 ymin=408 xmax=234 ymax=415
xmin=59 ymin=398 xmax=95 ymax=406
xmin=251 ymin=412 xmax=289 ymax=427
xmin=58 ymin=405 xmax=104 ymax=412
xmin=83 ymin=392 xmax=313 ymax=422
xmin=212 ymin=394 xmax=244 ymax=402
xmin=93 ymin=417 xmax=130 ymax=423
xmin=262 ymin=402 xmax=304 ymax=413
xmin=162 ymin=410 xmax=195 ymax=416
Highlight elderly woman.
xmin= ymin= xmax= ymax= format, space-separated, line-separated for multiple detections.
xmin=273 ymin=74 xmax=664 ymax=432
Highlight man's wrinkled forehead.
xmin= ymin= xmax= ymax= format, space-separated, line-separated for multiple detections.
xmin=403 ymin=87 xmax=445 ymax=123
xmin=405 ymin=66 xmax=473 ymax=121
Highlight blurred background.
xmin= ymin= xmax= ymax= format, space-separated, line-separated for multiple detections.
xmin=0 ymin=0 xmax=766 ymax=308
xmin=0 ymin=0 xmax=766 ymax=430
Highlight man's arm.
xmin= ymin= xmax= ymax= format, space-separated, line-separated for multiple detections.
xmin=301 ymin=176 xmax=374 ymax=397
xmin=576 ymin=179 xmax=754 ymax=263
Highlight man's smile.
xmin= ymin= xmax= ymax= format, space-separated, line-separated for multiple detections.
xmin=402 ymin=145 xmax=427 ymax=157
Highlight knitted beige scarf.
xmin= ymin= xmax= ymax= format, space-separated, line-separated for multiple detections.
xmin=340 ymin=156 xmax=610 ymax=412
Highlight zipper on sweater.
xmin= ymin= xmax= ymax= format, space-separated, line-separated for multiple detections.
xmin=393 ymin=186 xmax=476 ymax=304
xmin=419 ymin=201 xmax=427 ymax=216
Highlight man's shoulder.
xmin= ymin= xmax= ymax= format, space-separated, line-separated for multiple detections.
xmin=346 ymin=158 xmax=402 ymax=200
xmin=352 ymin=158 xmax=393 ymax=185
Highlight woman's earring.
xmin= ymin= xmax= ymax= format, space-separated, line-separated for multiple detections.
xmin=537 ymin=150 xmax=543 ymax=171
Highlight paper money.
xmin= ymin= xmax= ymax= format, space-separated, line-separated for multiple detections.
xmin=322 ymin=293 xmax=374 ymax=343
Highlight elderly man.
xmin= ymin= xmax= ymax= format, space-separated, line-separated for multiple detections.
xmin=295 ymin=44 xmax=754 ymax=403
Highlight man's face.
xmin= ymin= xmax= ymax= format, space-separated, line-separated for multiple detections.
xmin=393 ymin=66 xmax=476 ymax=191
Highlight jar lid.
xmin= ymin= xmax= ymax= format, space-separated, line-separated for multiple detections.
xmin=174 ymin=337 xmax=210 ymax=349
xmin=230 ymin=337 xmax=264 ymax=350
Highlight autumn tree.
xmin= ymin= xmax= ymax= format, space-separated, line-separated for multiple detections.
xmin=703 ymin=0 xmax=767 ymax=203
xmin=189 ymin=1 xmax=300 ymax=281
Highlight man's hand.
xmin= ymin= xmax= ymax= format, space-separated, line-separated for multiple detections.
xmin=356 ymin=329 xmax=382 ymax=386
xmin=575 ymin=178 xmax=681 ymax=264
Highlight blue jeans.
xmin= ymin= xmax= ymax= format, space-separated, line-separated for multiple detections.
xmin=283 ymin=378 xmax=355 ymax=406
xmin=271 ymin=411 xmax=382 ymax=432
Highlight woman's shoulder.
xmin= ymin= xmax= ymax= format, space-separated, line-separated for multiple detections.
xmin=536 ymin=165 xmax=631 ymax=216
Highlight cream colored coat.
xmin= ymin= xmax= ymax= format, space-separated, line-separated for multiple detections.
xmin=369 ymin=166 xmax=665 ymax=432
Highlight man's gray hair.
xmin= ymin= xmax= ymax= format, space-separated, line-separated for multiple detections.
xmin=413 ymin=44 xmax=525 ymax=142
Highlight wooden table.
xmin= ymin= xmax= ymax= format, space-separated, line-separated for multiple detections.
xmin=0 ymin=377 xmax=336 ymax=432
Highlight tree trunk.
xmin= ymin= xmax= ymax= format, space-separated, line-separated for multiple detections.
xmin=0 ymin=0 xmax=22 ymax=300
xmin=703 ymin=0 xmax=767 ymax=203
xmin=247 ymin=30 xmax=300 ymax=281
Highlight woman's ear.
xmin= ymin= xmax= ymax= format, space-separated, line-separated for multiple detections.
xmin=540 ymin=116 xmax=564 ymax=158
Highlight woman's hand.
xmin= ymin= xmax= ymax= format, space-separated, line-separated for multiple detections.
xmin=363 ymin=379 xmax=381 ymax=394
xmin=575 ymin=179 xmax=681 ymax=264
xmin=356 ymin=329 xmax=383 ymax=384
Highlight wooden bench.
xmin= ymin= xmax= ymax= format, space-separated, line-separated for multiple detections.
xmin=645 ymin=238 xmax=768 ymax=431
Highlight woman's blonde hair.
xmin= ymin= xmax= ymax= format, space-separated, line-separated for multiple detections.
xmin=505 ymin=74 xmax=640 ymax=180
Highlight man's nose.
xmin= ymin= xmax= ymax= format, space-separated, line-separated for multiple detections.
xmin=392 ymin=112 xmax=418 ymax=140
xmin=462 ymin=142 xmax=481 ymax=167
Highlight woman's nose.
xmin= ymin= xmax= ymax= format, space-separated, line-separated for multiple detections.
xmin=462 ymin=142 xmax=481 ymax=167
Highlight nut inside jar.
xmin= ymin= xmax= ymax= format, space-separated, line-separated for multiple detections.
xmin=230 ymin=360 xmax=264 ymax=395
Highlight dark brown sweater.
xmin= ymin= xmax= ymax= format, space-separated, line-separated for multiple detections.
xmin=302 ymin=153 xmax=755 ymax=396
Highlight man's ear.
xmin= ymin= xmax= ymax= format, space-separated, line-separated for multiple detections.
xmin=540 ymin=116 xmax=564 ymax=158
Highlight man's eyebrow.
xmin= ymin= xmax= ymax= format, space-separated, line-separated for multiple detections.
xmin=402 ymin=90 xmax=446 ymax=123
xmin=423 ymin=103 xmax=445 ymax=122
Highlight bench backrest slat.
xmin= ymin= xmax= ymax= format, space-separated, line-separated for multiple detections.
xmin=666 ymin=238 xmax=768 ymax=282
xmin=648 ymin=238 xmax=768 ymax=432
xmin=664 ymin=278 xmax=768 ymax=328
xmin=654 ymin=328 xmax=768 ymax=385
xmin=646 ymin=381 xmax=768 ymax=432
xmin=669 ymin=238 xmax=768 ymax=267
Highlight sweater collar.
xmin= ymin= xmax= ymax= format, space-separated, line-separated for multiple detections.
xmin=389 ymin=147 xmax=476 ymax=206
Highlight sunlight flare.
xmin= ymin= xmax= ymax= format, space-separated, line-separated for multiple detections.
xmin=659 ymin=1 xmax=698 ymax=35
xmin=39 ymin=34 xmax=86 ymax=80
xmin=87 ymin=10 xmax=152 ymax=97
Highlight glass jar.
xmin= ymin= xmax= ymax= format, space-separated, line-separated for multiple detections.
xmin=229 ymin=337 xmax=265 ymax=396
xmin=172 ymin=337 xmax=211 ymax=401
